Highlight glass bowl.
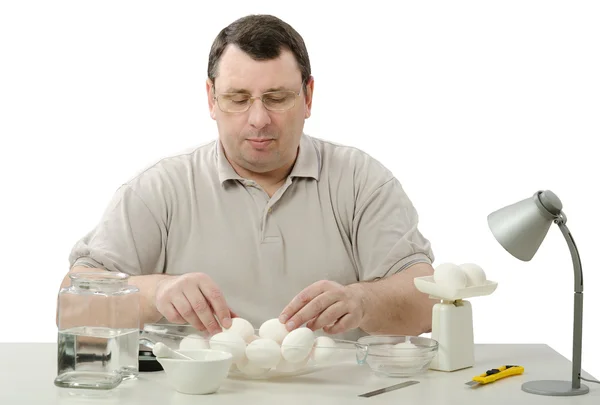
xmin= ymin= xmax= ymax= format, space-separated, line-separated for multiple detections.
xmin=357 ymin=335 xmax=438 ymax=377
xmin=140 ymin=323 xmax=368 ymax=380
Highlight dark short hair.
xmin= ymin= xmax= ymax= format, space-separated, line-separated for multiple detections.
xmin=208 ymin=15 xmax=311 ymax=92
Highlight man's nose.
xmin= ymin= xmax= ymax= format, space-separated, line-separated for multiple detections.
xmin=247 ymin=99 xmax=271 ymax=129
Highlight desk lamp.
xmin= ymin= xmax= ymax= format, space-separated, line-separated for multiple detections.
xmin=487 ymin=190 xmax=589 ymax=396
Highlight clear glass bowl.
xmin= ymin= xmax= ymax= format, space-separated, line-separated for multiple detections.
xmin=140 ymin=323 xmax=368 ymax=380
xmin=357 ymin=335 xmax=438 ymax=377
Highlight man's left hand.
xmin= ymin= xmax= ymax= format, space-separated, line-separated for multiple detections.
xmin=279 ymin=280 xmax=365 ymax=335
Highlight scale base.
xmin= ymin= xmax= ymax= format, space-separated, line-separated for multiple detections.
xmin=413 ymin=274 xmax=496 ymax=373
xmin=429 ymin=300 xmax=474 ymax=372
xmin=522 ymin=380 xmax=589 ymax=396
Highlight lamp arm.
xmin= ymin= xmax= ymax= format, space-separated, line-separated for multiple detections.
xmin=555 ymin=215 xmax=584 ymax=389
xmin=555 ymin=215 xmax=584 ymax=293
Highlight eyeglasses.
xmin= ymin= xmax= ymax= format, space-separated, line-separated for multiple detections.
xmin=212 ymin=82 xmax=304 ymax=113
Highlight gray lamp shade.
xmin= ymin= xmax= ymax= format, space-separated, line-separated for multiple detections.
xmin=487 ymin=191 xmax=562 ymax=261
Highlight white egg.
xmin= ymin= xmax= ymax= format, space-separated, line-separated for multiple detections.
xmin=459 ymin=263 xmax=487 ymax=286
xmin=223 ymin=317 xmax=255 ymax=342
xmin=235 ymin=357 xmax=270 ymax=376
xmin=259 ymin=318 xmax=289 ymax=344
xmin=245 ymin=338 xmax=281 ymax=368
xmin=246 ymin=334 xmax=260 ymax=343
xmin=209 ymin=331 xmax=246 ymax=362
xmin=276 ymin=356 xmax=309 ymax=373
xmin=393 ymin=341 xmax=418 ymax=353
xmin=234 ymin=351 xmax=247 ymax=367
xmin=179 ymin=334 xmax=209 ymax=351
xmin=235 ymin=356 xmax=248 ymax=367
xmin=281 ymin=327 xmax=315 ymax=362
xmin=433 ymin=263 xmax=467 ymax=289
xmin=311 ymin=336 xmax=337 ymax=364
xmin=392 ymin=342 xmax=422 ymax=367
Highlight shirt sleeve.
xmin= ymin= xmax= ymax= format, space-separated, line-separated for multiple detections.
xmin=68 ymin=184 xmax=167 ymax=276
xmin=352 ymin=177 xmax=434 ymax=281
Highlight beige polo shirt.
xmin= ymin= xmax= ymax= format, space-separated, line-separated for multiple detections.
xmin=69 ymin=133 xmax=434 ymax=340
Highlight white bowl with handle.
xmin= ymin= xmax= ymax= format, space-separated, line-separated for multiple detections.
xmin=156 ymin=349 xmax=233 ymax=394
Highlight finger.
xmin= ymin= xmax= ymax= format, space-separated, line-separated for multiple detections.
xmin=285 ymin=291 xmax=340 ymax=331
xmin=306 ymin=301 xmax=348 ymax=331
xmin=197 ymin=276 xmax=232 ymax=328
xmin=183 ymin=286 xmax=221 ymax=335
xmin=155 ymin=282 xmax=184 ymax=323
xmin=161 ymin=302 xmax=186 ymax=324
xmin=279 ymin=282 xmax=330 ymax=325
xmin=323 ymin=313 xmax=356 ymax=335
xmin=170 ymin=293 xmax=205 ymax=331
xmin=192 ymin=315 xmax=207 ymax=331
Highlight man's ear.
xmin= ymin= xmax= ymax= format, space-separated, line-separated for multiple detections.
xmin=304 ymin=76 xmax=314 ymax=119
xmin=206 ymin=79 xmax=217 ymax=120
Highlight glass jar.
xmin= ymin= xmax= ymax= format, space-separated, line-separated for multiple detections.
xmin=54 ymin=272 xmax=140 ymax=390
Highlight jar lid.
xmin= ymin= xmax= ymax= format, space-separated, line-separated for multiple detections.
xmin=69 ymin=272 xmax=130 ymax=283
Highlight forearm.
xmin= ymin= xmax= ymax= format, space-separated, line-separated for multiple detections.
xmin=349 ymin=262 xmax=436 ymax=335
xmin=58 ymin=266 xmax=172 ymax=327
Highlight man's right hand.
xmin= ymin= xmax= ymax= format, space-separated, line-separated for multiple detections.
xmin=154 ymin=273 xmax=234 ymax=335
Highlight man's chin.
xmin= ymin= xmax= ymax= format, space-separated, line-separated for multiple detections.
xmin=241 ymin=161 xmax=277 ymax=174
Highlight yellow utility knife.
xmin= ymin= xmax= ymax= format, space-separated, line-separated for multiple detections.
xmin=465 ymin=365 xmax=525 ymax=387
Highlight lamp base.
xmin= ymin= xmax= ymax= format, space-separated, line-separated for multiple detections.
xmin=521 ymin=380 xmax=589 ymax=396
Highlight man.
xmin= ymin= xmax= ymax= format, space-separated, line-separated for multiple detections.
xmin=61 ymin=14 xmax=436 ymax=341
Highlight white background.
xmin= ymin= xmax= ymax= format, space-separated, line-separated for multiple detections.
xmin=1 ymin=0 xmax=598 ymax=379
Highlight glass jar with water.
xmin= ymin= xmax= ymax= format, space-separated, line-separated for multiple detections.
xmin=55 ymin=272 xmax=140 ymax=390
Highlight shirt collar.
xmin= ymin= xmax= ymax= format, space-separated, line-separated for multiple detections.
xmin=216 ymin=133 xmax=321 ymax=185
xmin=288 ymin=133 xmax=321 ymax=181
xmin=216 ymin=141 xmax=244 ymax=184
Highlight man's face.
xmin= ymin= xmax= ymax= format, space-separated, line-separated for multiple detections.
xmin=206 ymin=45 xmax=313 ymax=174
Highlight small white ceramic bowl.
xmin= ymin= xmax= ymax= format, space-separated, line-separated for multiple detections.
xmin=156 ymin=349 xmax=232 ymax=395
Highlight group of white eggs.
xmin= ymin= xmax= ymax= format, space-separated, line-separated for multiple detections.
xmin=433 ymin=262 xmax=487 ymax=290
xmin=179 ymin=318 xmax=337 ymax=376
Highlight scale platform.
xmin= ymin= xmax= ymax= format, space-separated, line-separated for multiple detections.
xmin=414 ymin=276 xmax=498 ymax=301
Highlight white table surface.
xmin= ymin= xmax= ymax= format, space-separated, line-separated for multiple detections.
xmin=0 ymin=343 xmax=597 ymax=404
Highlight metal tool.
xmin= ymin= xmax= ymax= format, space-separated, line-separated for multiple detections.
xmin=465 ymin=365 xmax=525 ymax=387
xmin=358 ymin=380 xmax=420 ymax=397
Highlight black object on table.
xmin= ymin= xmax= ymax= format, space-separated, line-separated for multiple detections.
xmin=139 ymin=349 xmax=163 ymax=372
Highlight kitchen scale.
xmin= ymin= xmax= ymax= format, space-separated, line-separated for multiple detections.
xmin=414 ymin=275 xmax=498 ymax=372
